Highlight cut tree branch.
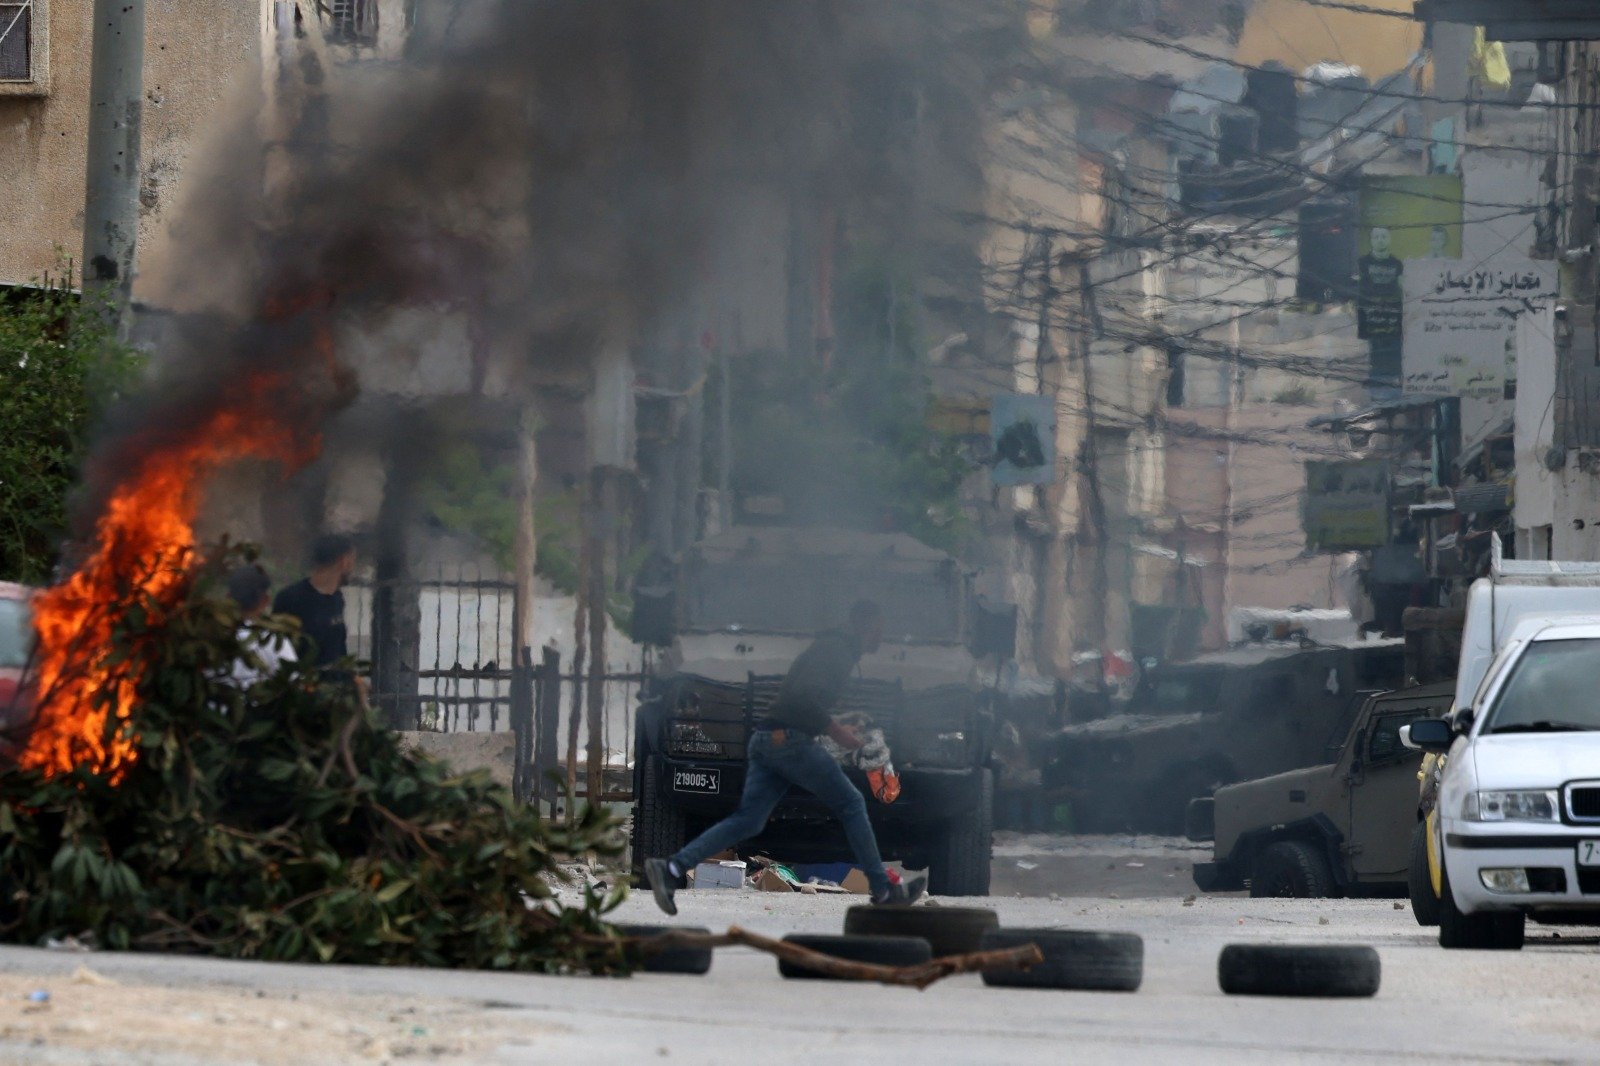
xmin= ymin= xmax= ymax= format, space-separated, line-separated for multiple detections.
xmin=629 ymin=925 xmax=1044 ymax=990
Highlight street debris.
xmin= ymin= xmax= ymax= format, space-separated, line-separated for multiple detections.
xmin=690 ymin=860 xmax=747 ymax=890
xmin=70 ymin=967 xmax=115 ymax=987
xmin=45 ymin=934 xmax=96 ymax=952
xmin=616 ymin=924 xmax=1043 ymax=990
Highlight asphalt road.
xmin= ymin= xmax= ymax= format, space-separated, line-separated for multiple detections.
xmin=1 ymin=842 xmax=1598 ymax=1065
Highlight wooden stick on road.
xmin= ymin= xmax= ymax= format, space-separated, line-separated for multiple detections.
xmin=637 ymin=925 xmax=1044 ymax=991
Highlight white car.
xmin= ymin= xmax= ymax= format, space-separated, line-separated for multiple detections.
xmin=1403 ymin=619 xmax=1600 ymax=949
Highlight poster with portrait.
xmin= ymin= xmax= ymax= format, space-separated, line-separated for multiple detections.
xmin=1356 ymin=177 xmax=1466 ymax=382
xmin=1359 ymin=176 xmax=1465 ymax=260
xmin=990 ymin=393 xmax=1056 ymax=486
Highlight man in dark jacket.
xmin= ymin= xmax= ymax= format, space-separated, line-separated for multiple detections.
xmin=645 ymin=601 xmax=925 ymax=913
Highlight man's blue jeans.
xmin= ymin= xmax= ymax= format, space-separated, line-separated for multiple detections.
xmin=669 ymin=728 xmax=891 ymax=898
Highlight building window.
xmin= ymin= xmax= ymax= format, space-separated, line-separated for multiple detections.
xmin=1165 ymin=344 xmax=1186 ymax=407
xmin=0 ymin=1 xmax=32 ymax=81
xmin=0 ymin=0 xmax=45 ymax=95
xmin=318 ymin=0 xmax=379 ymax=47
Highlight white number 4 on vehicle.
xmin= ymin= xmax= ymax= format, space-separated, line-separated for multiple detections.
xmin=1579 ymin=841 xmax=1600 ymax=867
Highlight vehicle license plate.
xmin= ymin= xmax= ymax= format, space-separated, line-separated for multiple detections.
xmin=1579 ymin=841 xmax=1600 ymax=867
xmin=672 ymin=768 xmax=720 ymax=795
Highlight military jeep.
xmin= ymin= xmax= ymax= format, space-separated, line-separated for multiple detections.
xmin=630 ymin=527 xmax=1000 ymax=895
xmin=1190 ymin=682 xmax=1453 ymax=896
xmin=1042 ymin=638 xmax=1407 ymax=833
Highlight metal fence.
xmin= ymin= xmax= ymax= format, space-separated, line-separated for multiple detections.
xmin=519 ymin=649 xmax=645 ymax=808
xmin=347 ymin=569 xmax=644 ymax=805
xmin=347 ymin=571 xmax=520 ymax=733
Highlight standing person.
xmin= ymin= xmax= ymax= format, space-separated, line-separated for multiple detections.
xmin=644 ymin=601 xmax=925 ymax=914
xmin=272 ymin=534 xmax=362 ymax=701
xmin=224 ymin=563 xmax=297 ymax=690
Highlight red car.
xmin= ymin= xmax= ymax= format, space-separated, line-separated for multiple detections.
xmin=0 ymin=582 xmax=34 ymax=744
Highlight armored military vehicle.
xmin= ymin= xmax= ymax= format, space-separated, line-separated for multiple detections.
xmin=1190 ymin=682 xmax=1452 ymax=896
xmin=630 ymin=527 xmax=1001 ymax=895
xmin=1042 ymin=637 xmax=1407 ymax=833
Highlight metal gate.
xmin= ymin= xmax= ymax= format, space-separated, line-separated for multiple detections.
xmin=348 ymin=569 xmax=644 ymax=807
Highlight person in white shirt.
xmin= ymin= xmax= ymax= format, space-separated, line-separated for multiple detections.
xmin=225 ymin=564 xmax=297 ymax=691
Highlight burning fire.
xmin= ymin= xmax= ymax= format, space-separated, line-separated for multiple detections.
xmin=20 ymin=375 xmax=318 ymax=779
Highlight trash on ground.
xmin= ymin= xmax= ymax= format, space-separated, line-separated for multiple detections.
xmin=691 ymin=860 xmax=747 ymax=890
xmin=69 ymin=966 xmax=115 ymax=986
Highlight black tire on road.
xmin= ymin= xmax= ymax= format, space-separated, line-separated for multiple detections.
xmin=928 ymin=769 xmax=994 ymax=897
xmin=1408 ymin=820 xmax=1441 ymax=927
xmin=611 ymin=923 xmax=713 ymax=975
xmin=1218 ymin=944 xmax=1380 ymax=997
xmin=777 ymin=934 xmax=933 ymax=979
xmin=631 ymin=756 xmax=687 ymax=883
xmin=979 ymin=928 xmax=1143 ymax=992
xmin=1249 ymin=840 xmax=1335 ymax=898
xmin=843 ymin=904 xmax=1000 ymax=957
xmin=1437 ymin=853 xmax=1525 ymax=950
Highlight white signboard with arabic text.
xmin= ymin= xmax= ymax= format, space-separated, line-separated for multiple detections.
xmin=1403 ymin=258 xmax=1555 ymax=447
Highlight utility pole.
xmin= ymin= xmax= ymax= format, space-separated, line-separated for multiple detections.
xmin=81 ymin=0 xmax=146 ymax=313
xmin=1074 ymin=256 xmax=1111 ymax=648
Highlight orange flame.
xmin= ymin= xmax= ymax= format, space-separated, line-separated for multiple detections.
xmin=20 ymin=374 xmax=319 ymax=779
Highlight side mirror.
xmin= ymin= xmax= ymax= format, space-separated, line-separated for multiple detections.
xmin=1402 ymin=717 xmax=1454 ymax=753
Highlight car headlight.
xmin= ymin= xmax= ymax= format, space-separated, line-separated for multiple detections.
xmin=1463 ymin=790 xmax=1560 ymax=822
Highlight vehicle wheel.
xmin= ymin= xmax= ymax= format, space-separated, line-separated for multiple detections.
xmin=610 ymin=923 xmax=713 ymax=975
xmin=776 ymin=934 xmax=933 ymax=979
xmin=1249 ymin=840 xmax=1334 ymax=898
xmin=1408 ymin=821 xmax=1441 ymax=927
xmin=631 ymin=756 xmax=688 ymax=882
xmin=928 ymin=768 xmax=994 ymax=897
xmin=979 ymin=928 xmax=1143 ymax=992
xmin=1218 ymin=944 xmax=1380 ymax=997
xmin=1491 ymin=911 xmax=1527 ymax=950
xmin=1437 ymin=854 xmax=1525 ymax=950
xmin=843 ymin=904 xmax=999 ymax=957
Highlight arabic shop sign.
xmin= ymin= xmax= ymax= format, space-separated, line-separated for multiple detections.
xmin=1403 ymin=257 xmax=1555 ymax=443
xmin=1304 ymin=459 xmax=1390 ymax=551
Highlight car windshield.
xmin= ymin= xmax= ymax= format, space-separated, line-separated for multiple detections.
xmin=1484 ymin=638 xmax=1600 ymax=734
xmin=0 ymin=597 xmax=31 ymax=670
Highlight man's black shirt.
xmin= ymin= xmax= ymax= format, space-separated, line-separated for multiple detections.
xmin=762 ymin=629 xmax=864 ymax=735
xmin=271 ymin=578 xmax=348 ymax=666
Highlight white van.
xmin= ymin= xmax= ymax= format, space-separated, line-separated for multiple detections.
xmin=1452 ymin=538 xmax=1600 ymax=717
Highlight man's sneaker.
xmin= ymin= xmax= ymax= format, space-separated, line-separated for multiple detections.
xmin=871 ymin=874 xmax=926 ymax=906
xmin=644 ymin=857 xmax=681 ymax=916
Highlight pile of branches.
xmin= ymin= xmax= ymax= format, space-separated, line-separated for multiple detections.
xmin=0 ymin=548 xmax=629 ymax=972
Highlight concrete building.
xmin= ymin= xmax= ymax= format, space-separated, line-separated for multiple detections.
xmin=960 ymin=17 xmax=1227 ymax=677
xmin=1421 ymin=4 xmax=1600 ymax=565
xmin=0 ymin=0 xmax=263 ymax=288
